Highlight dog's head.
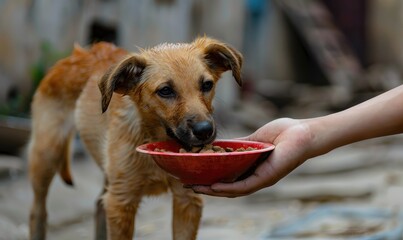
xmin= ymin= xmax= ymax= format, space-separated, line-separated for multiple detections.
xmin=99 ymin=37 xmax=242 ymax=148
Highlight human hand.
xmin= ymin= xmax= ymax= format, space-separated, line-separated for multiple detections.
xmin=191 ymin=118 xmax=315 ymax=197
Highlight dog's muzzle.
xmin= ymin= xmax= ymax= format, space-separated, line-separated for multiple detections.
xmin=165 ymin=119 xmax=216 ymax=148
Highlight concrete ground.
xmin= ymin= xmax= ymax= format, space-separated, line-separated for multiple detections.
xmin=1 ymin=126 xmax=403 ymax=239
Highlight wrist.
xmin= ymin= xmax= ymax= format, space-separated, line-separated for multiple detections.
xmin=303 ymin=116 xmax=336 ymax=158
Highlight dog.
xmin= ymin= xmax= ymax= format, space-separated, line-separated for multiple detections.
xmin=28 ymin=36 xmax=243 ymax=240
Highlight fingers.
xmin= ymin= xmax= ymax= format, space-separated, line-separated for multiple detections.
xmin=191 ymin=172 xmax=264 ymax=197
xmin=191 ymin=185 xmax=237 ymax=198
xmin=186 ymin=184 xmax=246 ymax=198
xmin=190 ymin=150 xmax=283 ymax=197
xmin=191 ymin=185 xmax=245 ymax=198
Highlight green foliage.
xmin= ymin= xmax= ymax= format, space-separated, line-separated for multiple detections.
xmin=0 ymin=41 xmax=69 ymax=117
xmin=0 ymin=94 xmax=25 ymax=117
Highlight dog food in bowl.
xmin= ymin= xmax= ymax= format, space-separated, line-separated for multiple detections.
xmin=136 ymin=140 xmax=275 ymax=185
xmin=154 ymin=144 xmax=257 ymax=153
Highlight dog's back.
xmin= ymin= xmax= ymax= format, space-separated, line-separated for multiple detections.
xmin=36 ymin=43 xmax=127 ymax=105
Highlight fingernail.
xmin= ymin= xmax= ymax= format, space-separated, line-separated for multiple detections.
xmin=192 ymin=188 xmax=201 ymax=194
xmin=193 ymin=190 xmax=201 ymax=194
xmin=211 ymin=187 xmax=221 ymax=193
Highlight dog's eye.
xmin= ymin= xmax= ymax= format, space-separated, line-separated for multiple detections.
xmin=157 ymin=86 xmax=176 ymax=98
xmin=201 ymin=81 xmax=214 ymax=93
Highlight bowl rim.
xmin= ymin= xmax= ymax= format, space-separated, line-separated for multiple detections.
xmin=136 ymin=139 xmax=275 ymax=157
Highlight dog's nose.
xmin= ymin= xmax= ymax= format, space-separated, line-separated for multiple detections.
xmin=192 ymin=121 xmax=214 ymax=141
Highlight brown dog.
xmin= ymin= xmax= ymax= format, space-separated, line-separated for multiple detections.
xmin=28 ymin=37 xmax=242 ymax=240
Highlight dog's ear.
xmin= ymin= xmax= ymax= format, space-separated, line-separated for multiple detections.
xmin=199 ymin=38 xmax=243 ymax=86
xmin=98 ymin=54 xmax=147 ymax=113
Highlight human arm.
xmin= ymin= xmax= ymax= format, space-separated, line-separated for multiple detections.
xmin=192 ymin=85 xmax=403 ymax=197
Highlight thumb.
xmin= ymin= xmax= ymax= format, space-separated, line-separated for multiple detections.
xmin=235 ymin=136 xmax=250 ymax=141
xmin=235 ymin=132 xmax=261 ymax=141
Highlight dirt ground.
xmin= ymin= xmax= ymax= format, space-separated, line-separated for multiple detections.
xmin=1 ymin=126 xmax=403 ymax=240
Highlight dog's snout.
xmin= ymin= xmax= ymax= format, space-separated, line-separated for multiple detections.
xmin=192 ymin=121 xmax=214 ymax=141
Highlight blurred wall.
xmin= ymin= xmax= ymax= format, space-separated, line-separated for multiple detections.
xmin=368 ymin=0 xmax=403 ymax=69
xmin=1 ymin=0 xmax=403 ymax=114
xmin=0 ymin=0 xmax=39 ymax=101
xmin=0 ymin=0 xmax=246 ymax=112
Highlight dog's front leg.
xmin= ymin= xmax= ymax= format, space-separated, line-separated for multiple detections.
xmin=94 ymin=179 xmax=108 ymax=240
xmin=169 ymin=179 xmax=203 ymax=240
xmin=103 ymin=189 xmax=140 ymax=240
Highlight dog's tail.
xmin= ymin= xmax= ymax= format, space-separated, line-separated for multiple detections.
xmin=58 ymin=131 xmax=75 ymax=186
xmin=29 ymin=43 xmax=128 ymax=186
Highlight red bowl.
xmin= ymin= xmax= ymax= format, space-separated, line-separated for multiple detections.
xmin=136 ymin=140 xmax=275 ymax=185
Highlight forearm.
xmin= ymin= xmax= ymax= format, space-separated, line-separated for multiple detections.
xmin=306 ymin=85 xmax=403 ymax=156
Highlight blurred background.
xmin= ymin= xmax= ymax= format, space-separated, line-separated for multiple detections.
xmin=1 ymin=0 xmax=403 ymax=239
